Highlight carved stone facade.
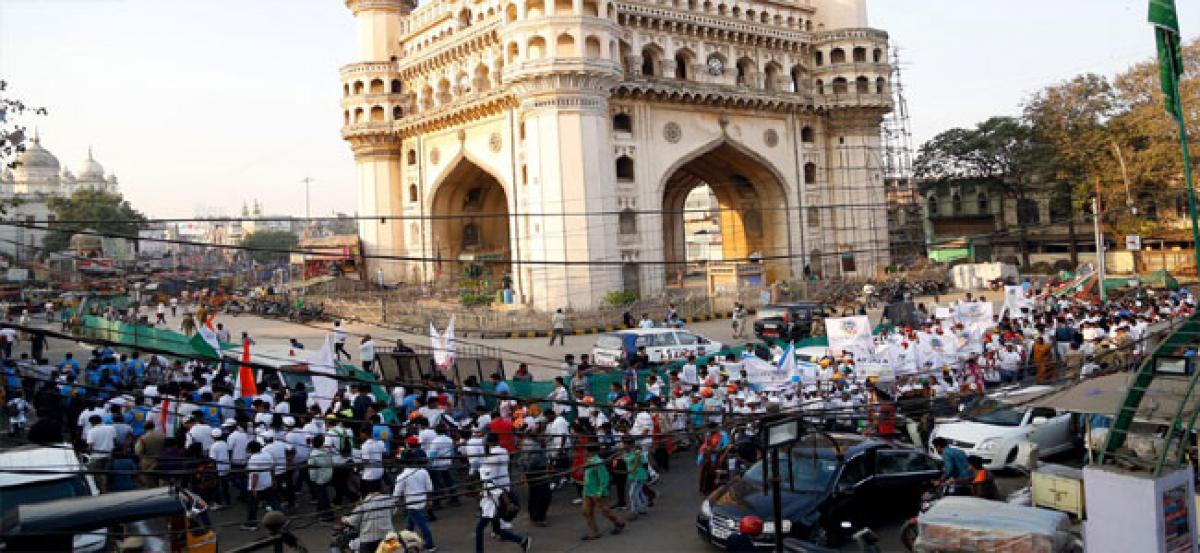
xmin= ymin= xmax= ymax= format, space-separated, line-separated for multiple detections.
xmin=341 ymin=0 xmax=892 ymax=310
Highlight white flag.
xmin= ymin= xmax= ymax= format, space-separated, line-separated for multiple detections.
xmin=778 ymin=342 xmax=799 ymax=384
xmin=308 ymin=334 xmax=339 ymax=413
xmin=825 ymin=316 xmax=873 ymax=358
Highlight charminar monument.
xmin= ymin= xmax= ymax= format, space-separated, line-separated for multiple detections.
xmin=340 ymin=0 xmax=892 ymax=310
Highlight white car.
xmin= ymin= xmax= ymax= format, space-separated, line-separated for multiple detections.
xmin=0 ymin=445 xmax=105 ymax=551
xmin=929 ymin=386 xmax=1078 ymax=470
xmin=592 ymin=328 xmax=723 ymax=367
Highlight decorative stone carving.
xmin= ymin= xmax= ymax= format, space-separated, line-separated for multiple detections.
xmin=430 ymin=147 xmax=440 ymax=165
xmin=663 ymin=122 xmax=682 ymax=144
xmin=764 ymin=129 xmax=779 ymax=147
xmin=488 ymin=132 xmax=502 ymax=153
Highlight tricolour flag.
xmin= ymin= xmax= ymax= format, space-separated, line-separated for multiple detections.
xmin=778 ymin=342 xmax=799 ymax=384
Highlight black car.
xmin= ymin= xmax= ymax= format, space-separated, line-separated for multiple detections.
xmin=752 ymin=302 xmax=829 ymax=342
xmin=696 ymin=434 xmax=941 ymax=549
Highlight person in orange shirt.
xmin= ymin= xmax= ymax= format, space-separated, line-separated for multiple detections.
xmin=1031 ymin=337 xmax=1055 ymax=384
xmin=968 ymin=455 xmax=1000 ymax=500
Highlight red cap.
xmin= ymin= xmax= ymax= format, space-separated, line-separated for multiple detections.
xmin=405 ymin=436 xmax=420 ymax=446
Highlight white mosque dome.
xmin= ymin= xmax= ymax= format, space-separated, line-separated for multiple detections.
xmin=12 ymin=136 xmax=61 ymax=184
xmin=77 ymin=147 xmax=105 ymax=181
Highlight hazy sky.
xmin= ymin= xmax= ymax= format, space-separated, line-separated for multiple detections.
xmin=2 ymin=0 xmax=1197 ymax=218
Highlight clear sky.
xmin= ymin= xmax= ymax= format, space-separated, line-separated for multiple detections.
xmin=1 ymin=0 xmax=1197 ymax=218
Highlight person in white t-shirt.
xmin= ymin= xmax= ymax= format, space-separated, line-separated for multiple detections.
xmin=333 ymin=321 xmax=350 ymax=361
xmin=86 ymin=415 xmax=116 ymax=492
xmin=360 ymin=335 xmax=376 ymax=374
xmin=243 ymin=441 xmax=281 ymax=530
xmin=358 ymin=431 xmax=386 ymax=493
xmin=393 ymin=458 xmax=436 ymax=550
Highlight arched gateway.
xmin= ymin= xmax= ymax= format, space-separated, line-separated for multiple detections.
xmin=658 ymin=140 xmax=792 ymax=288
xmin=341 ymin=0 xmax=894 ymax=310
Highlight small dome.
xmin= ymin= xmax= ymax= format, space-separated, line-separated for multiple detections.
xmin=77 ymin=147 xmax=105 ymax=181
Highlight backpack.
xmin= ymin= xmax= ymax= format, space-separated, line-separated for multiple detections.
xmin=497 ymin=490 xmax=521 ymax=522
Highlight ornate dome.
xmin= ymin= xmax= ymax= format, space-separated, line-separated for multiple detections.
xmin=76 ymin=147 xmax=105 ymax=181
xmin=12 ymin=136 xmax=61 ymax=184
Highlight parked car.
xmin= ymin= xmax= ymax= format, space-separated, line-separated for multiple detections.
xmin=593 ymin=328 xmax=723 ymax=368
xmin=753 ymin=302 xmax=831 ymax=342
xmin=0 ymin=445 xmax=104 ymax=552
xmin=697 ymin=434 xmax=941 ymax=549
xmin=929 ymin=385 xmax=1080 ymax=469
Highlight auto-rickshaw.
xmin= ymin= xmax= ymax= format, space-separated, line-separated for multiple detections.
xmin=2 ymin=487 xmax=216 ymax=552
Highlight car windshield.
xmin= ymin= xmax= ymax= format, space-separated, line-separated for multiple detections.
xmin=595 ymin=335 xmax=624 ymax=350
xmin=758 ymin=307 xmax=789 ymax=320
xmin=281 ymin=371 xmax=313 ymax=391
xmin=0 ymin=476 xmax=90 ymax=515
xmin=961 ymin=398 xmax=1026 ymax=427
xmin=742 ymin=451 xmax=838 ymax=493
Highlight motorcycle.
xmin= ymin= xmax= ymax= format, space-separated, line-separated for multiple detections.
xmin=900 ymin=482 xmax=1035 ymax=551
xmin=330 ymin=526 xmax=425 ymax=553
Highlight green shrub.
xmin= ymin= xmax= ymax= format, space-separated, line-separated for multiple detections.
xmin=460 ymin=290 xmax=494 ymax=307
xmin=602 ymin=289 xmax=638 ymax=307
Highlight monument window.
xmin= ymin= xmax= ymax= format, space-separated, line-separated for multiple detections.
xmin=800 ymin=126 xmax=814 ymax=143
xmin=407 ymin=150 xmax=417 ymax=165
xmin=612 ymin=113 xmax=633 ymax=132
xmin=586 ymin=36 xmax=602 ymax=57
xmin=927 ymin=195 xmax=938 ymax=216
xmin=527 ymin=36 xmax=547 ymax=59
xmin=462 ymin=223 xmax=481 ymax=249
xmin=832 ymin=77 xmax=848 ymax=94
xmin=830 ymin=48 xmax=846 ymax=64
xmin=369 ymin=79 xmax=385 ymax=94
xmin=641 ymin=47 xmax=660 ymax=77
xmin=409 ymin=185 xmax=418 ymax=203
xmin=392 ymin=106 xmax=403 ymax=120
xmin=803 ymin=162 xmax=817 ymax=184
xmin=807 ymin=206 xmax=820 ymax=227
xmin=855 ymin=76 xmax=869 ymax=94
xmin=616 ymin=156 xmax=635 ymax=181
xmin=814 ymin=51 xmax=824 ymax=67
xmin=841 ymin=252 xmax=856 ymax=273
xmin=505 ymin=3 xmax=517 ymax=22
xmin=464 ymin=187 xmax=485 ymax=209
xmin=619 ymin=208 xmax=637 ymax=234
xmin=763 ymin=63 xmax=781 ymax=91
xmin=391 ymin=79 xmax=402 ymax=94
xmin=583 ymin=0 xmax=599 ymax=16
xmin=790 ymin=66 xmax=803 ymax=93
xmin=815 ymin=79 xmax=824 ymax=94
xmin=977 ymin=192 xmax=989 ymax=214
xmin=370 ymin=106 xmax=385 ymax=121
xmin=876 ymin=77 xmax=886 ymax=94
xmin=853 ymin=47 xmax=867 ymax=63
xmin=873 ymin=48 xmax=883 ymax=63
xmin=675 ymin=52 xmax=690 ymax=80
xmin=343 ymin=83 xmax=350 ymax=97
xmin=951 ymin=193 xmax=962 ymax=214
xmin=806 ymin=20 xmax=812 ymax=31
xmin=353 ymin=81 xmax=364 ymax=94
xmin=556 ymin=33 xmax=575 ymax=57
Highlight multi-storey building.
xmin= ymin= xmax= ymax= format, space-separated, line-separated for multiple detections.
xmin=340 ymin=0 xmax=892 ymax=309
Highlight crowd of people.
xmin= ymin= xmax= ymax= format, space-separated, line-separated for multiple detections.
xmin=0 ymin=282 xmax=1195 ymax=552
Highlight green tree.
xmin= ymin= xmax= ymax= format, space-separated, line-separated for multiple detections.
xmin=43 ymin=188 xmax=146 ymax=252
xmin=240 ymin=230 xmax=298 ymax=263
xmin=914 ymin=116 xmax=1049 ymax=266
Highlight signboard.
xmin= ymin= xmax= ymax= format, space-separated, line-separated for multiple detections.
xmin=5 ymin=268 xmax=28 ymax=282
xmin=825 ymin=316 xmax=873 ymax=358
xmin=1126 ymin=235 xmax=1142 ymax=251
xmin=1161 ymin=484 xmax=1193 ymax=553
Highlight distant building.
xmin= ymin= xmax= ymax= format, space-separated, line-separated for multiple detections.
xmin=0 ymin=134 xmax=120 ymax=260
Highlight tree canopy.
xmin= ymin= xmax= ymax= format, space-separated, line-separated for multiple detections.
xmin=240 ymin=230 xmax=298 ymax=264
xmin=43 ymin=188 xmax=146 ymax=252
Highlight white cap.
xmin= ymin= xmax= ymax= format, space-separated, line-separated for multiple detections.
xmin=283 ymin=416 xmax=296 ymax=428
xmin=224 ymin=418 xmax=237 ymax=427
xmin=211 ymin=428 xmax=223 ymax=438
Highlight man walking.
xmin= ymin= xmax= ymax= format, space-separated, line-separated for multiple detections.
xmin=360 ymin=334 xmax=376 ymax=374
xmin=731 ymin=303 xmax=747 ymax=339
xmin=394 ymin=453 xmax=437 ymax=552
xmin=580 ymin=443 xmax=625 ymax=540
xmin=549 ymin=308 xmax=567 ymax=346
xmin=334 ymin=321 xmax=350 ymax=361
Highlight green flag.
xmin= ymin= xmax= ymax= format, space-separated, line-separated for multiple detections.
xmin=1150 ymin=0 xmax=1184 ymax=119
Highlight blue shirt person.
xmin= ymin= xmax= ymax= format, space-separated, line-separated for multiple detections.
xmin=932 ymin=437 xmax=972 ymax=485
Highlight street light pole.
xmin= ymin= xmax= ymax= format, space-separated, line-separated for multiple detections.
xmin=300 ymin=177 xmax=314 ymax=220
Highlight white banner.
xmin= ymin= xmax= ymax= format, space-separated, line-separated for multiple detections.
xmin=955 ymin=301 xmax=995 ymax=342
xmin=825 ymin=316 xmax=873 ymax=358
xmin=1002 ymin=286 xmax=1033 ymax=320
xmin=308 ymin=334 xmax=339 ymax=413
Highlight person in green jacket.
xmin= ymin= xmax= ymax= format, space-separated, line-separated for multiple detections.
xmin=581 ymin=443 xmax=626 ymax=541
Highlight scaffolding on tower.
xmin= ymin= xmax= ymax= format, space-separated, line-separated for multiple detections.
xmin=880 ymin=48 xmax=926 ymax=266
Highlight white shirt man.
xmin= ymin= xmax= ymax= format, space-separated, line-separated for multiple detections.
xmin=359 ymin=436 xmax=386 ymax=483
xmin=86 ymin=422 xmax=116 ymax=459
xmin=479 ymin=444 xmax=511 ymax=490
xmin=334 ymin=325 xmax=347 ymax=345
xmin=286 ymin=426 xmax=311 ymax=465
xmin=417 ymin=404 xmax=445 ymax=428
xmin=393 ymin=466 xmax=434 ymax=511
xmin=428 ymin=433 xmax=455 ymax=471
xmin=463 ymin=431 xmax=487 ymax=475
xmin=546 ymin=384 xmax=569 ymax=415
xmin=210 ymin=431 xmax=231 ymax=477
xmin=680 ymin=362 xmax=699 ymax=389
xmin=186 ymin=420 xmax=214 ymax=451
xmin=247 ymin=447 xmax=274 ymax=492
xmin=262 ymin=434 xmax=289 ymax=476
xmin=545 ymin=414 xmax=571 ymax=458
xmin=227 ymin=424 xmax=251 ymax=466
xmin=360 ymin=338 xmax=375 ymax=364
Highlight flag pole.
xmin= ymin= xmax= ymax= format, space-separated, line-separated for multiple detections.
xmin=1172 ymin=67 xmax=1200 ymax=274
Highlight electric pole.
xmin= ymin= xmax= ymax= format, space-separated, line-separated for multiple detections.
xmin=300 ymin=177 xmax=314 ymax=220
